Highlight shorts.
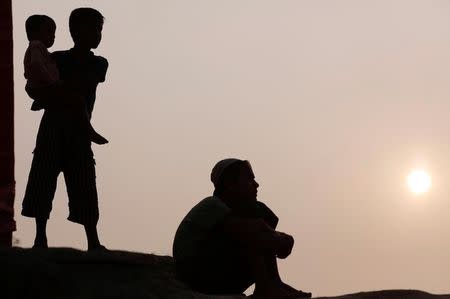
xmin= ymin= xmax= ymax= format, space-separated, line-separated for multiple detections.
xmin=22 ymin=112 xmax=99 ymax=225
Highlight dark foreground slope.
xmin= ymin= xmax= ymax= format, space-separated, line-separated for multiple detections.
xmin=0 ymin=247 xmax=449 ymax=299
xmin=316 ymin=291 xmax=450 ymax=299
xmin=0 ymin=247 xmax=219 ymax=299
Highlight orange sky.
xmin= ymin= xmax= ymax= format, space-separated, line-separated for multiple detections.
xmin=12 ymin=1 xmax=450 ymax=296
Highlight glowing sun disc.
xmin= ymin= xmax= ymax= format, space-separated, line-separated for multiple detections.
xmin=407 ymin=170 xmax=431 ymax=194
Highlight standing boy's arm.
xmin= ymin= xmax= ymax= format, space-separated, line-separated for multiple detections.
xmin=95 ymin=57 xmax=109 ymax=83
xmin=71 ymin=57 xmax=108 ymax=94
xmin=25 ymin=83 xmax=65 ymax=109
xmin=87 ymin=57 xmax=108 ymax=87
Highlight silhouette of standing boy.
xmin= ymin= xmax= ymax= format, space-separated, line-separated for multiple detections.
xmin=22 ymin=8 xmax=108 ymax=251
xmin=23 ymin=14 xmax=108 ymax=145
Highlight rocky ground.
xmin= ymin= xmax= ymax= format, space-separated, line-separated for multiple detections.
xmin=0 ymin=247 xmax=448 ymax=299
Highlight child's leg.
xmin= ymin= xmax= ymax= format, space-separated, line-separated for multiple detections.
xmin=63 ymin=92 xmax=108 ymax=145
xmin=79 ymin=102 xmax=109 ymax=145
xmin=35 ymin=82 xmax=107 ymax=145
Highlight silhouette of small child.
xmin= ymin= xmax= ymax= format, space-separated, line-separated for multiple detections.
xmin=24 ymin=14 xmax=108 ymax=145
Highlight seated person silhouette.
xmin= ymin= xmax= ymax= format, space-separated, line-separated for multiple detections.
xmin=173 ymin=158 xmax=311 ymax=298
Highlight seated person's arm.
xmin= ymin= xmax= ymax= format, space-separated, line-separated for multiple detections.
xmin=221 ymin=215 xmax=294 ymax=258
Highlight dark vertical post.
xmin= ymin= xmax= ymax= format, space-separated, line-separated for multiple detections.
xmin=0 ymin=0 xmax=16 ymax=247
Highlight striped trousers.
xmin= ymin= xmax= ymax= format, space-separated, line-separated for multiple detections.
xmin=22 ymin=111 xmax=99 ymax=225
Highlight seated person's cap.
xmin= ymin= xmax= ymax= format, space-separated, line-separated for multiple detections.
xmin=211 ymin=158 xmax=241 ymax=186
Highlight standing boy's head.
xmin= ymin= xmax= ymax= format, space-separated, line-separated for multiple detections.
xmin=69 ymin=8 xmax=104 ymax=49
xmin=25 ymin=15 xmax=56 ymax=48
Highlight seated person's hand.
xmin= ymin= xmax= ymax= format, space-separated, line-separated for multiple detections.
xmin=276 ymin=232 xmax=294 ymax=259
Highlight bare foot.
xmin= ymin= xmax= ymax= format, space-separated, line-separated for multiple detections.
xmin=88 ymin=244 xmax=108 ymax=252
xmin=281 ymin=283 xmax=312 ymax=298
xmin=253 ymin=284 xmax=298 ymax=299
xmin=90 ymin=130 xmax=108 ymax=145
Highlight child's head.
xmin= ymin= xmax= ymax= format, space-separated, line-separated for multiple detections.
xmin=25 ymin=15 xmax=56 ymax=48
xmin=69 ymin=8 xmax=104 ymax=49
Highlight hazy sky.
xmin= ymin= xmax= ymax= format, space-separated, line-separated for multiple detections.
xmin=12 ymin=1 xmax=450 ymax=296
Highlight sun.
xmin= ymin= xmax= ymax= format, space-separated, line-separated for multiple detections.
xmin=407 ymin=169 xmax=431 ymax=194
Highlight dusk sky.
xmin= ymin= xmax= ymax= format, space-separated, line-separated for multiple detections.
xmin=12 ymin=1 xmax=450 ymax=296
